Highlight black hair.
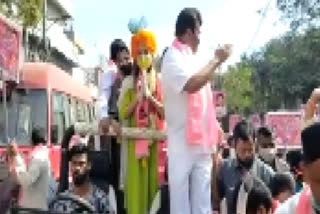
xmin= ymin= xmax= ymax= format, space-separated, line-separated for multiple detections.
xmin=233 ymin=176 xmax=273 ymax=214
xmin=32 ymin=127 xmax=46 ymax=146
xmin=110 ymin=39 xmax=129 ymax=62
xmin=301 ymin=122 xmax=320 ymax=164
xmin=233 ymin=120 xmax=254 ymax=144
xmin=286 ymin=150 xmax=303 ymax=171
xmin=257 ymin=127 xmax=272 ymax=138
xmin=270 ymin=173 xmax=295 ymax=198
xmin=175 ymin=8 xmax=202 ymax=37
xmin=68 ymin=143 xmax=90 ymax=162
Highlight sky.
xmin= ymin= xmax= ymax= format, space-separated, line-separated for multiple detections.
xmin=73 ymin=0 xmax=290 ymax=69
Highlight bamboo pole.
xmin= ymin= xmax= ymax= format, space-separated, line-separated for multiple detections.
xmin=74 ymin=122 xmax=167 ymax=141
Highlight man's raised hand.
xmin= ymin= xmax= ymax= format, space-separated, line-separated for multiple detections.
xmin=214 ymin=44 xmax=233 ymax=65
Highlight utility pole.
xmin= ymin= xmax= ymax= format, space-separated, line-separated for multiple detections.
xmin=42 ymin=0 xmax=47 ymax=61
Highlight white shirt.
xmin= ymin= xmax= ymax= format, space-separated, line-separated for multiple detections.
xmin=161 ymin=46 xmax=214 ymax=156
xmin=275 ymin=192 xmax=315 ymax=214
xmin=97 ymin=63 xmax=117 ymax=120
xmin=14 ymin=147 xmax=51 ymax=210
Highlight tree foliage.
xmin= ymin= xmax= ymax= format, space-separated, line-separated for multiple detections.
xmin=221 ymin=62 xmax=254 ymax=115
xmin=0 ymin=0 xmax=42 ymax=27
xmin=277 ymin=0 xmax=320 ymax=30
xmin=220 ymin=26 xmax=320 ymax=114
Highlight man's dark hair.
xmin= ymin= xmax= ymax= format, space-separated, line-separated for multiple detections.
xmin=286 ymin=149 xmax=303 ymax=170
xmin=257 ymin=127 xmax=272 ymax=138
xmin=233 ymin=120 xmax=254 ymax=144
xmin=110 ymin=39 xmax=129 ymax=62
xmin=32 ymin=127 xmax=46 ymax=145
xmin=175 ymin=8 xmax=202 ymax=37
xmin=68 ymin=143 xmax=90 ymax=162
xmin=301 ymin=122 xmax=320 ymax=164
xmin=233 ymin=176 xmax=273 ymax=214
xmin=270 ymin=173 xmax=295 ymax=198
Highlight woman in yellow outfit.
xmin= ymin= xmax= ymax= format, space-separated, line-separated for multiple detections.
xmin=117 ymin=18 xmax=165 ymax=214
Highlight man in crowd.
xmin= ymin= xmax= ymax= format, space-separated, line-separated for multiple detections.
xmin=50 ymin=144 xmax=116 ymax=213
xmin=6 ymin=128 xmax=51 ymax=210
xmin=215 ymin=121 xmax=274 ymax=214
xmin=256 ymin=127 xmax=290 ymax=172
xmin=161 ymin=7 xmax=232 ymax=214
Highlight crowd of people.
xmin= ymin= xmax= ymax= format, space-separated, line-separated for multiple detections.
xmin=2 ymin=6 xmax=320 ymax=214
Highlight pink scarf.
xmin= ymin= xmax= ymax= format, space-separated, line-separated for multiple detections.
xmin=296 ymin=185 xmax=313 ymax=214
xmin=135 ymin=75 xmax=165 ymax=158
xmin=172 ymin=39 xmax=218 ymax=148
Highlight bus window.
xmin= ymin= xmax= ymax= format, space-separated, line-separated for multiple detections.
xmin=85 ymin=104 xmax=90 ymax=124
xmin=69 ymin=98 xmax=76 ymax=125
xmin=16 ymin=104 xmax=32 ymax=144
xmin=52 ymin=92 xmax=66 ymax=144
xmin=76 ymin=101 xmax=85 ymax=122
xmin=87 ymin=104 xmax=92 ymax=123
xmin=62 ymin=95 xmax=70 ymax=128
xmin=0 ymin=89 xmax=47 ymax=145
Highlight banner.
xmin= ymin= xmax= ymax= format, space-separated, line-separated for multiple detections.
xmin=229 ymin=114 xmax=241 ymax=134
xmin=0 ymin=13 xmax=22 ymax=83
xmin=250 ymin=114 xmax=261 ymax=131
xmin=265 ymin=112 xmax=302 ymax=147
xmin=214 ymin=91 xmax=227 ymax=118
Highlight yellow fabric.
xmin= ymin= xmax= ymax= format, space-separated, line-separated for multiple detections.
xmin=118 ymin=73 xmax=160 ymax=214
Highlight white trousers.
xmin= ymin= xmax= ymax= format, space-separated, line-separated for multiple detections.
xmin=168 ymin=152 xmax=212 ymax=214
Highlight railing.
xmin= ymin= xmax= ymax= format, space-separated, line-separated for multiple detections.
xmin=74 ymin=122 xmax=167 ymax=141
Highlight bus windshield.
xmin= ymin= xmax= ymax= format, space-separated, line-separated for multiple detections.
xmin=0 ymin=89 xmax=47 ymax=146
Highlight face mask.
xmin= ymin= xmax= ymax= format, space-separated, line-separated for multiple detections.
xmin=238 ymin=157 xmax=254 ymax=169
xmin=137 ymin=54 xmax=152 ymax=70
xmin=259 ymin=148 xmax=276 ymax=163
xmin=120 ymin=63 xmax=132 ymax=76
xmin=73 ymin=171 xmax=89 ymax=186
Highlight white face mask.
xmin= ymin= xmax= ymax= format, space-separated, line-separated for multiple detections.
xmin=259 ymin=148 xmax=276 ymax=163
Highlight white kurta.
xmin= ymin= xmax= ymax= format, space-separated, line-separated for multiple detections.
xmin=14 ymin=148 xmax=51 ymax=210
xmin=97 ymin=63 xmax=117 ymax=120
xmin=275 ymin=192 xmax=316 ymax=214
xmin=161 ymin=46 xmax=213 ymax=214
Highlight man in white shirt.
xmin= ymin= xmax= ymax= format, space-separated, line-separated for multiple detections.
xmin=7 ymin=128 xmax=51 ymax=210
xmin=98 ymin=39 xmax=131 ymax=130
xmin=161 ymin=7 xmax=232 ymax=214
xmin=98 ymin=39 xmax=131 ymax=214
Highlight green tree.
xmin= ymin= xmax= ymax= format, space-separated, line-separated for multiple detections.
xmin=222 ymin=62 xmax=254 ymax=115
xmin=246 ymin=27 xmax=320 ymax=111
xmin=0 ymin=0 xmax=42 ymax=27
xmin=277 ymin=0 xmax=320 ymax=30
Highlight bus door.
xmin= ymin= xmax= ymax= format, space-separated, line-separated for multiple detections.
xmin=50 ymin=92 xmax=71 ymax=180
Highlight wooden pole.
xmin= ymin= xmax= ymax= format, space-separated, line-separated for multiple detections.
xmin=74 ymin=122 xmax=166 ymax=141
